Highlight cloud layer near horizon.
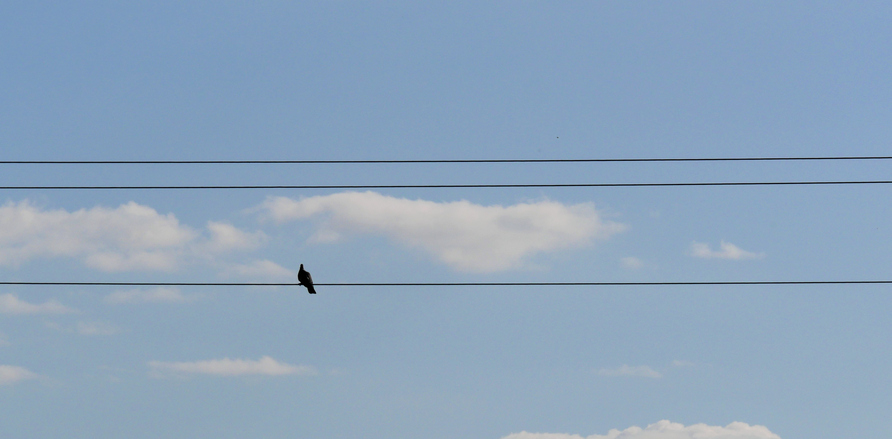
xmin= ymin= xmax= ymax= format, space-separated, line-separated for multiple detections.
xmin=502 ymin=420 xmax=781 ymax=439
xmin=258 ymin=192 xmax=626 ymax=272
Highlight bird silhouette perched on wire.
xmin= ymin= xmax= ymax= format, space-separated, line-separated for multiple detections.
xmin=298 ymin=264 xmax=316 ymax=294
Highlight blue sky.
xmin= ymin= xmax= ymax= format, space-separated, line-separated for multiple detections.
xmin=2 ymin=2 xmax=892 ymax=438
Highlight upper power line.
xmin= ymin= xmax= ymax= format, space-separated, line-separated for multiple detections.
xmin=3 ymin=180 xmax=892 ymax=190
xmin=3 ymin=155 xmax=892 ymax=164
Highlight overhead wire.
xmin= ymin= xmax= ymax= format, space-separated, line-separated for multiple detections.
xmin=3 ymin=155 xmax=892 ymax=164
xmin=2 ymin=156 xmax=889 ymax=288
xmin=4 ymin=155 xmax=891 ymax=189
xmin=3 ymin=280 xmax=892 ymax=287
xmin=2 ymin=180 xmax=892 ymax=190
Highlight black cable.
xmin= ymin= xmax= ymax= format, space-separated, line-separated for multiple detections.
xmin=3 ymin=281 xmax=892 ymax=287
xmin=3 ymin=180 xmax=892 ymax=190
xmin=4 ymin=156 xmax=892 ymax=164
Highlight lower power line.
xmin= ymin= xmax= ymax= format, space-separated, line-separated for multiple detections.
xmin=2 ymin=281 xmax=892 ymax=287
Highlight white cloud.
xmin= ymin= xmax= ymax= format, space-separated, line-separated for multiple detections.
xmin=0 ymin=294 xmax=75 ymax=315
xmin=0 ymin=200 xmax=270 ymax=272
xmin=672 ymin=360 xmax=696 ymax=368
xmin=104 ymin=287 xmax=190 ymax=304
xmin=45 ymin=320 xmax=119 ymax=336
xmin=230 ymin=259 xmax=296 ymax=278
xmin=596 ymin=365 xmax=662 ymax=378
xmin=0 ymin=365 xmax=39 ymax=385
xmin=502 ymin=421 xmax=781 ymax=439
xmin=148 ymin=356 xmax=317 ymax=378
xmin=0 ymin=200 xmax=193 ymax=271
xmin=256 ymin=192 xmax=626 ymax=273
xmin=205 ymin=221 xmax=267 ymax=252
xmin=621 ymin=256 xmax=644 ymax=269
xmin=690 ymin=241 xmax=764 ymax=260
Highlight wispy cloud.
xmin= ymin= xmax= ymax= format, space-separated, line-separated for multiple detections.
xmin=46 ymin=320 xmax=120 ymax=336
xmin=76 ymin=321 xmax=119 ymax=336
xmin=620 ymin=256 xmax=644 ymax=269
xmin=148 ymin=356 xmax=317 ymax=378
xmin=0 ymin=294 xmax=75 ymax=315
xmin=229 ymin=259 xmax=296 ymax=279
xmin=596 ymin=364 xmax=662 ymax=378
xmin=0 ymin=365 xmax=39 ymax=385
xmin=256 ymin=192 xmax=626 ymax=273
xmin=104 ymin=287 xmax=190 ymax=304
xmin=690 ymin=241 xmax=764 ymax=260
xmin=501 ymin=420 xmax=781 ymax=439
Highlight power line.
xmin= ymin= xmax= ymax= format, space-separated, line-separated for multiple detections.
xmin=4 ymin=156 xmax=892 ymax=164
xmin=3 ymin=180 xmax=892 ymax=190
xmin=3 ymin=280 xmax=892 ymax=287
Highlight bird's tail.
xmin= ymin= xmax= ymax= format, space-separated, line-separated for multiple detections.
xmin=307 ymin=285 xmax=317 ymax=294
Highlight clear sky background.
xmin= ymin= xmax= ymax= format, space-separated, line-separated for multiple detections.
xmin=2 ymin=2 xmax=892 ymax=439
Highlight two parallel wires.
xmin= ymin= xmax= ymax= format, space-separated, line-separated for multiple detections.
xmin=4 ymin=155 xmax=892 ymax=288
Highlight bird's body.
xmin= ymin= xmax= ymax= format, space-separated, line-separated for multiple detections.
xmin=298 ymin=264 xmax=316 ymax=294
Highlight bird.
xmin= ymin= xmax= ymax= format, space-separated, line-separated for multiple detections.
xmin=298 ymin=264 xmax=316 ymax=294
